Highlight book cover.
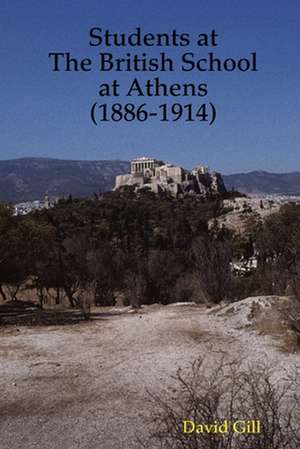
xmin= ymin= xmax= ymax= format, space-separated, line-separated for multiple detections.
xmin=1 ymin=1 xmax=300 ymax=448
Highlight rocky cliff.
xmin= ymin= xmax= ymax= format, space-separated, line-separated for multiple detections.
xmin=114 ymin=160 xmax=226 ymax=197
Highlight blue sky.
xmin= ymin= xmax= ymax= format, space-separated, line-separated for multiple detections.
xmin=1 ymin=0 xmax=299 ymax=173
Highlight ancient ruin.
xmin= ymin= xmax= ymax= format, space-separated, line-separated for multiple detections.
xmin=114 ymin=156 xmax=226 ymax=197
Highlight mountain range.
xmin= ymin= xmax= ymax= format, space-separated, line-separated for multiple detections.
xmin=223 ymin=171 xmax=300 ymax=196
xmin=0 ymin=158 xmax=299 ymax=202
xmin=0 ymin=158 xmax=130 ymax=202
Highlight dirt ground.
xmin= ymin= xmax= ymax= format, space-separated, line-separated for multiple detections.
xmin=0 ymin=298 xmax=299 ymax=449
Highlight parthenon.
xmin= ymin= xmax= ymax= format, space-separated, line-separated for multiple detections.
xmin=130 ymin=157 xmax=163 ymax=176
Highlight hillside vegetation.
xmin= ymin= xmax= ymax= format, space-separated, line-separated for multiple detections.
xmin=0 ymin=189 xmax=300 ymax=314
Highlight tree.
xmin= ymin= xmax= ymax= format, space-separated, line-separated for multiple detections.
xmin=0 ymin=204 xmax=31 ymax=301
xmin=256 ymin=204 xmax=300 ymax=294
xmin=190 ymin=233 xmax=232 ymax=303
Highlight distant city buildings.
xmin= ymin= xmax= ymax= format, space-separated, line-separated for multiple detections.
xmin=14 ymin=194 xmax=58 ymax=216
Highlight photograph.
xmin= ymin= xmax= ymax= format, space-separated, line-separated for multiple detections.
xmin=0 ymin=1 xmax=300 ymax=448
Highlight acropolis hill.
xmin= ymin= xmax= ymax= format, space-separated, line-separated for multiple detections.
xmin=114 ymin=157 xmax=226 ymax=197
